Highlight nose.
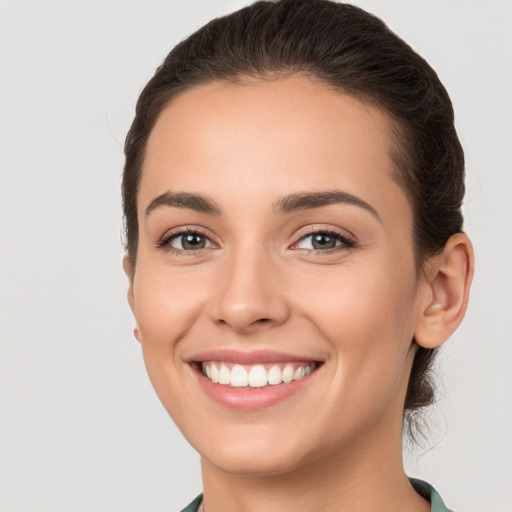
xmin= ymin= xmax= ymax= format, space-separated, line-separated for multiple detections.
xmin=208 ymin=247 xmax=290 ymax=334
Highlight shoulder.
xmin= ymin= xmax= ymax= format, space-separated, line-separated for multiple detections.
xmin=410 ymin=478 xmax=454 ymax=512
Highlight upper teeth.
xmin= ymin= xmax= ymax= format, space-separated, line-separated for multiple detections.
xmin=202 ymin=362 xmax=315 ymax=388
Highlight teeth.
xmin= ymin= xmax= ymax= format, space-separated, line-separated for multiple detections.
xmin=267 ymin=365 xmax=282 ymax=385
xmin=293 ymin=367 xmax=304 ymax=380
xmin=201 ymin=361 xmax=315 ymax=388
xmin=248 ymin=365 xmax=267 ymax=387
xmin=211 ymin=364 xmax=219 ymax=383
xmin=282 ymin=364 xmax=294 ymax=383
xmin=231 ymin=364 xmax=249 ymax=387
xmin=218 ymin=364 xmax=231 ymax=385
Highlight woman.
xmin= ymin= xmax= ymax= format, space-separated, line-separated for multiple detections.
xmin=122 ymin=1 xmax=474 ymax=510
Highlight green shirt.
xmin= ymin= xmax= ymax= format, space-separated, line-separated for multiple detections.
xmin=179 ymin=479 xmax=453 ymax=512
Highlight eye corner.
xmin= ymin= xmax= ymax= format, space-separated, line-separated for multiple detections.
xmin=156 ymin=226 xmax=219 ymax=254
xmin=291 ymin=227 xmax=357 ymax=254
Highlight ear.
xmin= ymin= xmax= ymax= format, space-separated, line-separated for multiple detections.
xmin=414 ymin=233 xmax=474 ymax=349
xmin=122 ymin=254 xmax=142 ymax=343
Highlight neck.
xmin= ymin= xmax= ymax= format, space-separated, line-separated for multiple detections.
xmin=200 ymin=419 xmax=429 ymax=512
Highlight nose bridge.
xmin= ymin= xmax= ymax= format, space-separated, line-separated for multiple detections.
xmin=209 ymin=238 xmax=289 ymax=332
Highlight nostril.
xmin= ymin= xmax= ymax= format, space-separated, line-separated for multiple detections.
xmin=210 ymin=292 xmax=290 ymax=331
xmin=216 ymin=316 xmax=273 ymax=330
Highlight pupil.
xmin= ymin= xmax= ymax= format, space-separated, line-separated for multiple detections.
xmin=312 ymin=234 xmax=336 ymax=250
xmin=183 ymin=234 xmax=205 ymax=250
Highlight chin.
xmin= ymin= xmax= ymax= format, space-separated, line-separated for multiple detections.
xmin=202 ymin=445 xmax=309 ymax=477
xmin=192 ymin=423 xmax=338 ymax=478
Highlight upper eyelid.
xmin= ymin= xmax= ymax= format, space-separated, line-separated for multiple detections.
xmin=157 ymin=229 xmax=218 ymax=255
xmin=158 ymin=226 xmax=218 ymax=245
xmin=292 ymin=225 xmax=356 ymax=244
xmin=291 ymin=231 xmax=355 ymax=250
xmin=157 ymin=225 xmax=356 ymax=249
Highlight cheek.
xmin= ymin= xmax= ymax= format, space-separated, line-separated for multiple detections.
xmin=300 ymin=261 xmax=418 ymax=401
xmin=131 ymin=264 xmax=212 ymax=404
xmin=302 ymin=256 xmax=417 ymax=338
xmin=132 ymin=263 xmax=208 ymax=344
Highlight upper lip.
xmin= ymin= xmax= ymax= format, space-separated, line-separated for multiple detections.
xmin=186 ymin=349 xmax=322 ymax=365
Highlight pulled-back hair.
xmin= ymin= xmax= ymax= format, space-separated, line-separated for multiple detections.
xmin=123 ymin=0 xmax=465 ymax=437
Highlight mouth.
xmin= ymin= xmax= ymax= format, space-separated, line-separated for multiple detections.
xmin=188 ymin=351 xmax=323 ymax=410
xmin=199 ymin=361 xmax=317 ymax=388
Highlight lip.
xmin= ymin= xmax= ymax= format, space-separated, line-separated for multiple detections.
xmin=188 ymin=350 xmax=323 ymax=410
xmin=187 ymin=349 xmax=320 ymax=365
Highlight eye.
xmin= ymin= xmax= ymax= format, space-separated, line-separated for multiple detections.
xmin=160 ymin=229 xmax=215 ymax=252
xmin=292 ymin=230 xmax=355 ymax=252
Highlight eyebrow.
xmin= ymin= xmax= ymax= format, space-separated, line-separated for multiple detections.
xmin=145 ymin=192 xmax=222 ymax=216
xmin=145 ymin=189 xmax=380 ymax=221
xmin=273 ymin=190 xmax=381 ymax=221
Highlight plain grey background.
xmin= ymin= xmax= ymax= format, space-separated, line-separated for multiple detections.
xmin=1 ymin=1 xmax=511 ymax=511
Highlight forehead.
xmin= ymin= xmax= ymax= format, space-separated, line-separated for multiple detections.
xmin=140 ymin=76 xmax=410 ymax=225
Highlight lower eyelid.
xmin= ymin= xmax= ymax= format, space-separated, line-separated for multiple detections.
xmin=157 ymin=226 xmax=216 ymax=247
xmin=171 ymin=233 xmax=215 ymax=249
xmin=292 ymin=231 xmax=355 ymax=250
xmin=157 ymin=228 xmax=354 ymax=253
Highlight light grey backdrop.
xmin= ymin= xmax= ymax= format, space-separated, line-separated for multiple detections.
xmin=1 ymin=1 xmax=511 ymax=511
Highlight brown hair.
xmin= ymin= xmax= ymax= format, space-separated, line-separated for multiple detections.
xmin=123 ymin=0 xmax=465 ymax=437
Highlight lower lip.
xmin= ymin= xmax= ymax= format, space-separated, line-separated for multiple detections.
xmin=194 ymin=366 xmax=317 ymax=410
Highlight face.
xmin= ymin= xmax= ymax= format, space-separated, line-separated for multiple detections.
xmin=127 ymin=77 xmax=426 ymax=476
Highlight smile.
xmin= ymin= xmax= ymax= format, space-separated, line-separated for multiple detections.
xmin=201 ymin=361 xmax=316 ymax=388
xmin=189 ymin=350 xmax=323 ymax=409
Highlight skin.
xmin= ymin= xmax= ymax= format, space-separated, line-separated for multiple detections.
xmin=124 ymin=76 xmax=473 ymax=511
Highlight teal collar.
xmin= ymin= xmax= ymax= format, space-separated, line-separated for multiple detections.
xmin=410 ymin=478 xmax=454 ymax=512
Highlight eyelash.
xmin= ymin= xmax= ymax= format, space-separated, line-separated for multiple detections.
xmin=292 ymin=228 xmax=356 ymax=254
xmin=157 ymin=227 xmax=356 ymax=255
xmin=157 ymin=227 xmax=216 ymax=255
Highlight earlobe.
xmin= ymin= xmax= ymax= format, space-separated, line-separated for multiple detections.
xmin=414 ymin=233 xmax=474 ymax=349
